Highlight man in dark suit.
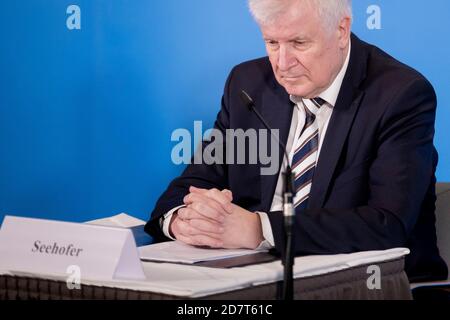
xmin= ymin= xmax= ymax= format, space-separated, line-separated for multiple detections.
xmin=145 ymin=0 xmax=448 ymax=282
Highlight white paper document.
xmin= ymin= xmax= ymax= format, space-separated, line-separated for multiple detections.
xmin=86 ymin=213 xmax=145 ymax=228
xmin=139 ymin=240 xmax=265 ymax=264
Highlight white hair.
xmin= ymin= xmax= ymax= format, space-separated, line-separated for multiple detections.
xmin=248 ymin=0 xmax=352 ymax=31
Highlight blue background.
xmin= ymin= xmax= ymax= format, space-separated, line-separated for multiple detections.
xmin=0 ymin=0 xmax=449 ymax=224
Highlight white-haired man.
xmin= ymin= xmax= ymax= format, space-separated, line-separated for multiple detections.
xmin=145 ymin=0 xmax=448 ymax=282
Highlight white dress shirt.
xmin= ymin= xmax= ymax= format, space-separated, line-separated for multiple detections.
xmin=162 ymin=43 xmax=352 ymax=245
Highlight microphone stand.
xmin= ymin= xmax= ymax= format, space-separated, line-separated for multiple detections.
xmin=240 ymin=90 xmax=295 ymax=300
xmin=282 ymin=166 xmax=295 ymax=300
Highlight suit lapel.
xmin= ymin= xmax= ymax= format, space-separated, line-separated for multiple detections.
xmin=308 ymin=34 xmax=368 ymax=209
xmin=308 ymin=89 xmax=364 ymax=208
xmin=259 ymin=84 xmax=294 ymax=212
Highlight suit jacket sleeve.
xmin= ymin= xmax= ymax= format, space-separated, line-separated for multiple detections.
xmin=144 ymin=68 xmax=236 ymax=242
xmin=268 ymin=77 xmax=438 ymax=257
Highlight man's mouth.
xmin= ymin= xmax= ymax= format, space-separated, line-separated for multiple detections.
xmin=282 ymin=76 xmax=302 ymax=82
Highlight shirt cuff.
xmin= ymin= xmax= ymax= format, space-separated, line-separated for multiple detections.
xmin=255 ymin=211 xmax=275 ymax=249
xmin=161 ymin=205 xmax=186 ymax=240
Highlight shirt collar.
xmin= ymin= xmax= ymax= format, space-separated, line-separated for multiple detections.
xmin=290 ymin=41 xmax=352 ymax=108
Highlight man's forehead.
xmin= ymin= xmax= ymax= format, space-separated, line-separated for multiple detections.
xmin=260 ymin=20 xmax=313 ymax=41
xmin=259 ymin=6 xmax=318 ymax=40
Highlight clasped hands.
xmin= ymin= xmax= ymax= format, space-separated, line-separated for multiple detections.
xmin=169 ymin=186 xmax=263 ymax=249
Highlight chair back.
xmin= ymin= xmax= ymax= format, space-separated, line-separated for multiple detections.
xmin=436 ymin=183 xmax=450 ymax=279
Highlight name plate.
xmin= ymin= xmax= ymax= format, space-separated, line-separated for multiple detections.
xmin=0 ymin=216 xmax=145 ymax=281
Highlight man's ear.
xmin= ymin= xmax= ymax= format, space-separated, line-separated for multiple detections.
xmin=338 ymin=16 xmax=352 ymax=49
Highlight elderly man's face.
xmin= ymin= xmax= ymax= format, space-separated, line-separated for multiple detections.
xmin=260 ymin=3 xmax=350 ymax=98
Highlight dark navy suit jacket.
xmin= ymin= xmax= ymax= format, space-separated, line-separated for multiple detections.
xmin=145 ymin=34 xmax=448 ymax=282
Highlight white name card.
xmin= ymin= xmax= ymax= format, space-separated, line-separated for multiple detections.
xmin=0 ymin=216 xmax=146 ymax=281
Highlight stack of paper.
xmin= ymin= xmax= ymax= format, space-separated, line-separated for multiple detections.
xmin=139 ymin=241 xmax=266 ymax=264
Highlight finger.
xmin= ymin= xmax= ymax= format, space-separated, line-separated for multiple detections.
xmin=190 ymin=186 xmax=232 ymax=198
xmin=175 ymin=233 xmax=198 ymax=246
xmin=176 ymin=218 xmax=222 ymax=239
xmin=177 ymin=233 xmax=223 ymax=248
xmin=188 ymin=189 xmax=231 ymax=213
xmin=190 ymin=187 xmax=233 ymax=207
xmin=188 ymin=187 xmax=233 ymax=213
xmin=189 ymin=218 xmax=224 ymax=234
xmin=184 ymin=193 xmax=230 ymax=217
xmin=189 ymin=203 xmax=226 ymax=223
xmin=170 ymin=216 xmax=187 ymax=240
xmin=179 ymin=206 xmax=224 ymax=224
xmin=204 ymin=188 xmax=234 ymax=211
xmin=173 ymin=217 xmax=224 ymax=248
xmin=189 ymin=186 xmax=209 ymax=194
xmin=177 ymin=207 xmax=202 ymax=221
xmin=175 ymin=218 xmax=195 ymax=236
xmin=222 ymin=189 xmax=233 ymax=201
xmin=188 ymin=200 xmax=228 ymax=224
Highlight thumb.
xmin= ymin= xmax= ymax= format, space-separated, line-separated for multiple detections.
xmin=189 ymin=186 xmax=208 ymax=194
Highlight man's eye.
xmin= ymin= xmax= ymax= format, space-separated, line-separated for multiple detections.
xmin=294 ymin=41 xmax=306 ymax=46
xmin=266 ymin=41 xmax=279 ymax=49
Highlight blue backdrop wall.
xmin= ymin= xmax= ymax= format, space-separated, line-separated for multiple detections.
xmin=1 ymin=0 xmax=449 ymax=224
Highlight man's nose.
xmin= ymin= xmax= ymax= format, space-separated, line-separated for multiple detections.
xmin=278 ymin=45 xmax=297 ymax=71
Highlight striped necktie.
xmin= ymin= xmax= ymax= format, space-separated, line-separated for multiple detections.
xmin=291 ymin=97 xmax=325 ymax=211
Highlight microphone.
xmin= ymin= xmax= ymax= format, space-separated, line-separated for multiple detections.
xmin=239 ymin=89 xmax=296 ymax=300
xmin=239 ymin=90 xmax=290 ymax=168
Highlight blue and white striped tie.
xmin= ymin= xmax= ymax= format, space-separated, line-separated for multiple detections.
xmin=292 ymin=97 xmax=325 ymax=211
